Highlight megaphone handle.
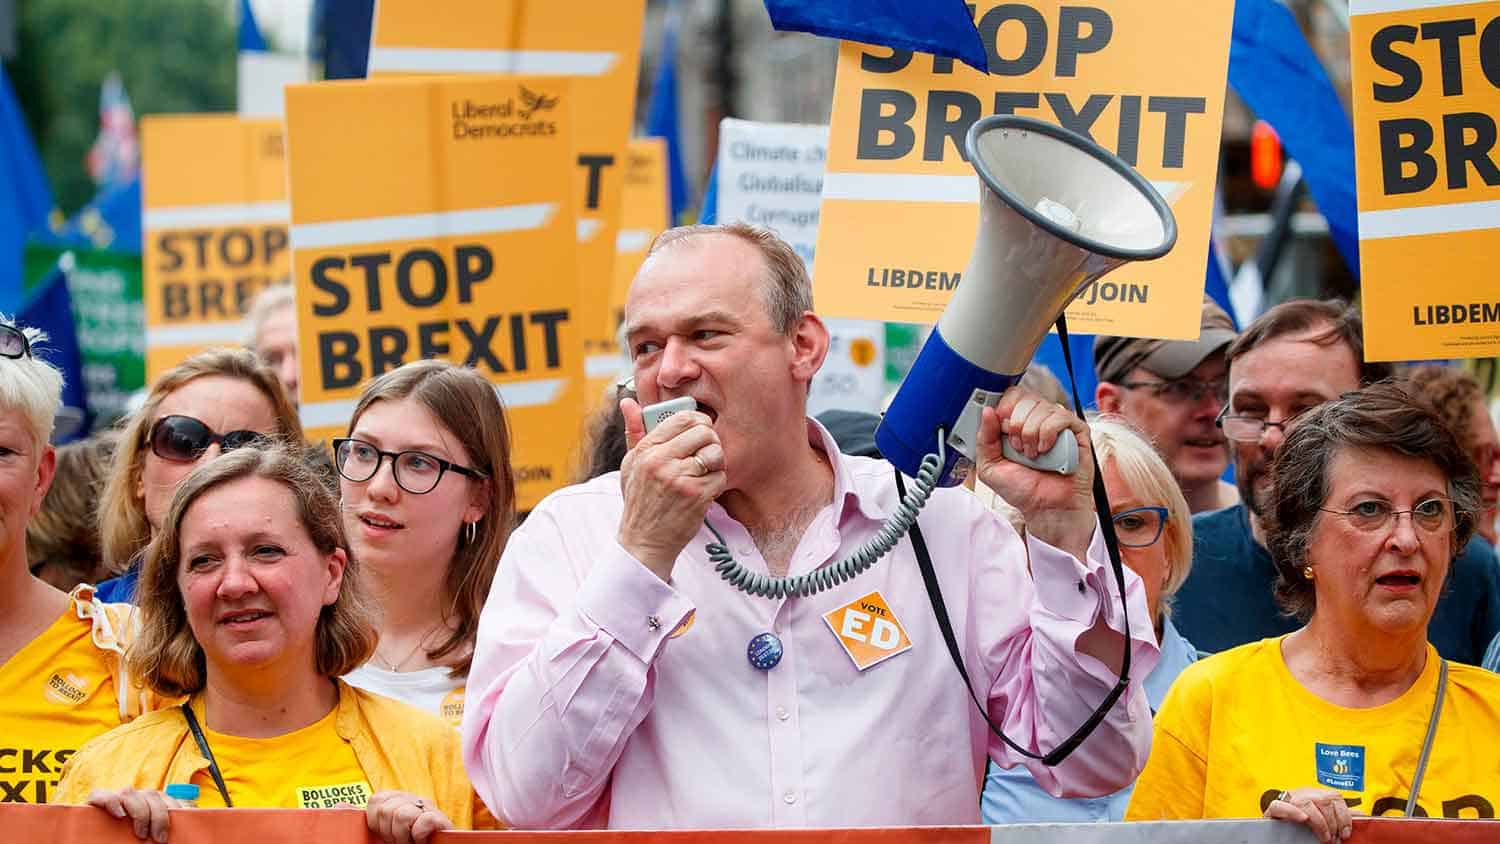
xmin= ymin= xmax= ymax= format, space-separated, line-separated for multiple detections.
xmin=1000 ymin=428 xmax=1079 ymax=475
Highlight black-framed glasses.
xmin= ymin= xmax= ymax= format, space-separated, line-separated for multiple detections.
xmin=1111 ymin=506 xmax=1169 ymax=548
xmin=1215 ymin=404 xmax=1312 ymax=443
xmin=0 ymin=324 xmax=32 ymax=359
xmin=1118 ymin=377 xmax=1226 ymax=405
xmin=333 ymin=437 xmax=486 ymax=495
xmin=1319 ymin=497 xmax=1460 ymax=534
xmin=149 ymin=415 xmax=271 ymax=463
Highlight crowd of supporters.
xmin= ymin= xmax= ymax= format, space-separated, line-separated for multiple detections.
xmin=1 ymin=223 xmax=1497 ymax=843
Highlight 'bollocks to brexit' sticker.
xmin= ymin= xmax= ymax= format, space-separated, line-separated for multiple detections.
xmin=1315 ymin=743 xmax=1365 ymax=792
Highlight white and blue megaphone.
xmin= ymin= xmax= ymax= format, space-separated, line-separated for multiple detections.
xmin=877 ymin=115 xmax=1178 ymax=486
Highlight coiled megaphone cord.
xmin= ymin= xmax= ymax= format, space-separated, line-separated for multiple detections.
xmin=703 ymin=434 xmax=947 ymax=599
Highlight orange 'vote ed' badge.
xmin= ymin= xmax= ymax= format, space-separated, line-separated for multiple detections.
xmin=822 ymin=590 xmax=912 ymax=671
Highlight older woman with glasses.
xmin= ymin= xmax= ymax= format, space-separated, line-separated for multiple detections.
xmin=56 ymin=447 xmax=491 ymax=842
xmin=95 ymin=348 xmax=302 ymax=602
xmin=1128 ymin=383 xmax=1500 ymax=841
xmin=980 ymin=416 xmax=1198 ymax=823
xmin=335 ymin=361 xmax=516 ymax=725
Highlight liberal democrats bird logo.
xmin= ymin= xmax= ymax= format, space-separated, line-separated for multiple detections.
xmin=519 ymin=85 xmax=559 ymax=119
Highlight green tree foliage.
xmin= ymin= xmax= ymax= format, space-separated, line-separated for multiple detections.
xmin=10 ymin=0 xmax=236 ymax=215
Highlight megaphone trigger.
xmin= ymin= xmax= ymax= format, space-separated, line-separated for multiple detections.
xmin=945 ymin=386 xmax=1079 ymax=476
xmin=1000 ymin=427 xmax=1079 ymax=476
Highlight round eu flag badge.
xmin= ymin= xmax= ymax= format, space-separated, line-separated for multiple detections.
xmin=747 ymin=632 xmax=783 ymax=670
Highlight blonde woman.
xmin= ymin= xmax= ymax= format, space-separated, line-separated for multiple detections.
xmin=57 ymin=447 xmax=492 ymax=841
xmin=980 ymin=416 xmax=1199 ymax=822
xmin=0 ymin=323 xmax=153 ymax=805
xmin=95 ymin=348 xmax=301 ymax=602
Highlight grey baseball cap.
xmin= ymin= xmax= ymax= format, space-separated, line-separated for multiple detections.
xmin=1094 ymin=298 xmax=1238 ymax=383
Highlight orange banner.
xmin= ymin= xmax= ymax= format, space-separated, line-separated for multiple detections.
xmin=7 ymin=804 xmax=1499 ymax=843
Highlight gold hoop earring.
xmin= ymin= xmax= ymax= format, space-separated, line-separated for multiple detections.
xmin=1302 ymin=565 xmax=1314 ymax=581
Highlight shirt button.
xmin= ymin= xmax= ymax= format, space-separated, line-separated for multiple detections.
xmin=1076 ymin=580 xmax=1086 ymax=594
xmin=647 ymin=615 xmax=662 ymax=631
xmin=775 ymin=706 xmax=790 ymax=721
xmin=783 ymin=790 xmax=797 ymax=804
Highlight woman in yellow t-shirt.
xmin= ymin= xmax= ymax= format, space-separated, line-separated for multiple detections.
xmin=57 ymin=447 xmax=494 ymax=843
xmin=1127 ymin=384 xmax=1500 ymax=842
xmin=0 ymin=322 xmax=152 ymax=805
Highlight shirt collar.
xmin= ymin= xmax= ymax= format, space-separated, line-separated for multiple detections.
xmin=806 ymin=417 xmax=891 ymax=524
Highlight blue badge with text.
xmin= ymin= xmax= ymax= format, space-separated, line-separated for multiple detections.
xmin=1315 ymin=743 xmax=1365 ymax=791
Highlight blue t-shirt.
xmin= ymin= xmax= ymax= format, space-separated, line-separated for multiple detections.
xmin=1175 ymin=503 xmax=1500 ymax=664
xmin=92 ymin=563 xmax=140 ymax=604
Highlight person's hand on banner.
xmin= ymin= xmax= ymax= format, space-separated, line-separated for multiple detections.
xmin=976 ymin=386 xmax=1096 ymax=561
xmin=86 ymin=788 xmax=186 ymax=843
xmin=1264 ymin=787 xmax=1355 ymax=843
xmin=365 ymin=790 xmax=453 ymax=844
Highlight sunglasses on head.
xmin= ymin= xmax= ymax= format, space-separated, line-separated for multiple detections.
xmin=0 ymin=324 xmax=32 ymax=359
xmin=149 ymin=415 xmax=272 ymax=463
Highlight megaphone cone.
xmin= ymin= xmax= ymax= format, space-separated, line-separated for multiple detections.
xmin=876 ymin=116 xmax=1177 ymax=486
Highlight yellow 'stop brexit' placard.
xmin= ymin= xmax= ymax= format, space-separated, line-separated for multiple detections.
xmin=368 ymin=0 xmax=646 ymax=397
xmin=140 ymin=115 xmax=290 ymax=380
xmin=1350 ymin=0 xmax=1500 ymax=361
xmin=283 ymin=75 xmax=586 ymax=510
xmin=813 ymin=0 xmax=1233 ymax=340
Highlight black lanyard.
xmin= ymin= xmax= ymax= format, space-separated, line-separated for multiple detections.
xmin=180 ymin=702 xmax=234 ymax=807
xmin=893 ymin=313 xmax=1134 ymax=767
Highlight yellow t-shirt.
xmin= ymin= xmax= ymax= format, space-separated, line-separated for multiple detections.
xmin=0 ymin=608 xmax=125 ymax=804
xmin=1126 ymin=637 xmax=1500 ymax=821
xmin=188 ymin=701 xmax=371 ymax=809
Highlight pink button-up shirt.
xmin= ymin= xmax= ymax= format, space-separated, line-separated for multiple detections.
xmin=462 ymin=422 xmax=1159 ymax=829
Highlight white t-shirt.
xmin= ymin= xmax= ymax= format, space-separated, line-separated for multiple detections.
xmin=343 ymin=664 xmax=466 ymax=727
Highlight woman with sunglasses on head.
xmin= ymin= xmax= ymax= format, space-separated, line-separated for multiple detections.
xmin=56 ymin=447 xmax=492 ymax=842
xmin=95 ymin=348 xmax=302 ymax=603
xmin=335 ymin=360 xmax=515 ymax=724
xmin=977 ymin=416 xmax=1199 ymax=823
xmin=1128 ymin=383 xmax=1500 ymax=841
xmin=0 ymin=323 xmax=159 ymax=805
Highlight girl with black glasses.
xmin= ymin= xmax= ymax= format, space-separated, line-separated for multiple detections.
xmin=335 ymin=360 xmax=516 ymax=724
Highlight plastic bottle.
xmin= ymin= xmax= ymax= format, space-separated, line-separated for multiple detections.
xmin=165 ymin=783 xmax=200 ymax=808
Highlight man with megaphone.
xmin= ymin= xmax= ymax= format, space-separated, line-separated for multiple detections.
xmin=463 ymin=130 xmax=1171 ymax=825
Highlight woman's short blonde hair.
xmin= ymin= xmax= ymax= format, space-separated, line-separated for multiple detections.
xmin=967 ymin=414 xmax=1193 ymax=615
xmin=0 ymin=323 xmax=64 ymax=449
xmin=98 ymin=348 xmax=301 ymax=572
xmin=128 ymin=446 xmax=378 ymax=697
xmin=1090 ymin=415 xmax=1194 ymax=615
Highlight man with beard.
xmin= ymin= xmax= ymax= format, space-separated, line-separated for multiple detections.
xmin=1094 ymin=298 xmax=1239 ymax=514
xmin=1171 ymin=299 xmax=1500 ymax=663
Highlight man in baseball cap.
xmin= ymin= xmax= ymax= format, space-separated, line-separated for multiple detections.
xmin=1094 ymin=298 xmax=1239 ymax=513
